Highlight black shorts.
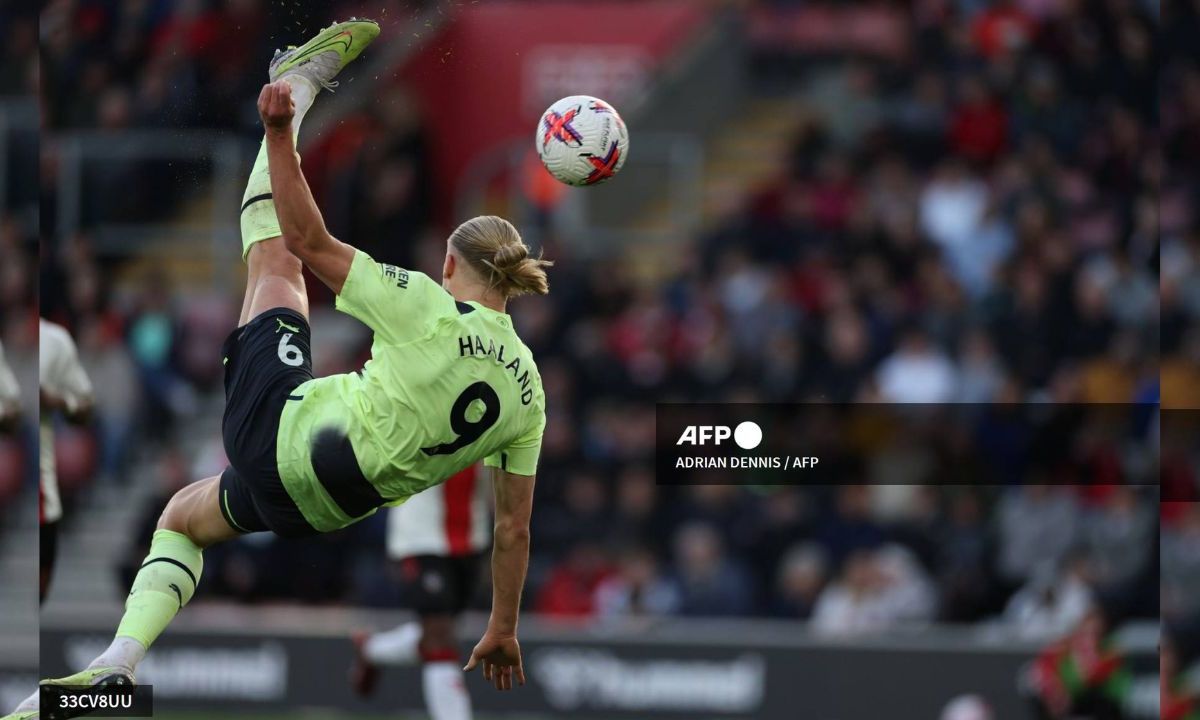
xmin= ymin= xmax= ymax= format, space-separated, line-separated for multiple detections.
xmin=218 ymin=308 xmax=319 ymax=538
xmin=395 ymin=554 xmax=483 ymax=616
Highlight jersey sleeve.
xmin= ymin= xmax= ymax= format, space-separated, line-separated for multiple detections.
xmin=335 ymin=250 xmax=453 ymax=344
xmin=484 ymin=392 xmax=546 ymax=477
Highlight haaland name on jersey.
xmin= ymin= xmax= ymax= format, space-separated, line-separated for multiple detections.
xmin=458 ymin=334 xmax=536 ymax=405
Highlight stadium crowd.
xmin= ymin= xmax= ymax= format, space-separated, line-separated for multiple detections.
xmin=36 ymin=0 xmax=1166 ymax=644
xmin=40 ymin=0 xmax=432 ymax=131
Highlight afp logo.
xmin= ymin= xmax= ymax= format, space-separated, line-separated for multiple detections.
xmin=676 ymin=421 xmax=763 ymax=450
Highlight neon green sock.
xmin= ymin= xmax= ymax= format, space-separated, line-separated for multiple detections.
xmin=239 ymin=139 xmax=284 ymax=260
xmin=114 ymin=529 xmax=203 ymax=649
xmin=239 ymin=75 xmax=316 ymax=260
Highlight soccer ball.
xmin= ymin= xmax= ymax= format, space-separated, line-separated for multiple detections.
xmin=535 ymin=95 xmax=629 ymax=187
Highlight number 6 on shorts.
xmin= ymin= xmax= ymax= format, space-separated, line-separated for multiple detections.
xmin=277 ymin=333 xmax=304 ymax=366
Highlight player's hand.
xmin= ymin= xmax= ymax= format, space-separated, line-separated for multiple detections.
xmin=257 ymin=80 xmax=295 ymax=134
xmin=463 ymin=630 xmax=525 ymax=691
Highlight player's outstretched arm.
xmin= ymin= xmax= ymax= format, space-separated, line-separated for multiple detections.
xmin=464 ymin=468 xmax=535 ymax=691
xmin=257 ymin=80 xmax=355 ymax=293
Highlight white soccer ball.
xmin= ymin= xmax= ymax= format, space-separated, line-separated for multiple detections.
xmin=535 ymin=95 xmax=629 ymax=187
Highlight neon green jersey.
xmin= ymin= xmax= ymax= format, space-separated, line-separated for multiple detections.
xmin=276 ymin=250 xmax=546 ymax=532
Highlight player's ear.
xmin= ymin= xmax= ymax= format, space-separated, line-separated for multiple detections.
xmin=443 ymin=252 xmax=455 ymax=282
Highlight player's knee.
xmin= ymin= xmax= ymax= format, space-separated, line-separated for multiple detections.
xmin=156 ymin=491 xmax=190 ymax=535
xmin=157 ymin=482 xmax=208 ymax=538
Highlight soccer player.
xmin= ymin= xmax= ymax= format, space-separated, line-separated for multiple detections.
xmin=39 ymin=319 xmax=95 ymax=604
xmin=34 ymin=19 xmax=548 ymax=719
xmin=351 ymin=465 xmax=489 ymax=720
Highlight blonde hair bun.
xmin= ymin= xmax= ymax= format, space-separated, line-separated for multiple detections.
xmin=492 ymin=243 xmax=529 ymax=269
xmin=450 ymin=216 xmax=553 ymax=298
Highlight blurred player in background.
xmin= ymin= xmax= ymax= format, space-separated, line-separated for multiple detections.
xmin=34 ymin=18 xmax=548 ymax=719
xmin=351 ymin=464 xmax=489 ymax=720
xmin=0 ymin=340 xmax=19 ymax=431
xmin=39 ymin=318 xmax=94 ymax=603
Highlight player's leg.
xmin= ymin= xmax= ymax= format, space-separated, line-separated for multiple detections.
xmin=236 ymin=44 xmax=328 ymax=326
xmin=418 ymin=613 xmax=475 ymax=720
xmin=352 ymin=555 xmax=475 ymax=719
xmin=237 ymin=19 xmax=379 ymax=327
xmin=239 ymin=238 xmax=307 ymax=328
xmin=353 ymin=615 xmax=474 ymax=720
xmin=155 ymin=474 xmax=242 ymax=546
xmin=40 ymin=463 xmax=65 ymax=603
xmin=237 ymin=108 xmax=312 ymax=328
xmin=39 ymin=519 xmax=58 ymax=604
xmin=39 ymin=476 xmax=237 ymax=720
xmin=352 ymin=614 xmax=459 ymax=671
xmin=350 ymin=620 xmax=417 ymax=695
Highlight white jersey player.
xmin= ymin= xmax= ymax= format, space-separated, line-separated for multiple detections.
xmin=39 ymin=319 xmax=94 ymax=602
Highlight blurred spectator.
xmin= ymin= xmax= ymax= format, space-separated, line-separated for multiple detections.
xmin=811 ymin=549 xmax=888 ymax=636
xmin=995 ymin=485 xmax=1079 ymax=587
xmin=954 ymin=330 xmax=1005 ymax=402
xmin=606 ymin=464 xmax=661 ymax=550
xmin=594 ymin=546 xmax=680 ymax=618
xmin=76 ymin=316 xmax=138 ymax=479
xmin=671 ymin=522 xmax=754 ymax=617
xmin=874 ymin=544 xmax=937 ymax=625
xmin=769 ymin=542 xmax=827 ymax=619
xmin=936 ymin=490 xmax=995 ymax=622
xmin=875 ymin=327 xmax=959 ymax=403
xmin=534 ymin=543 xmax=615 ymax=619
xmin=125 ymin=273 xmax=195 ymax=441
xmin=533 ymin=471 xmax=611 ymax=558
xmin=919 ymin=160 xmax=989 ymax=259
xmin=970 ymin=0 xmax=1037 ymax=59
xmin=948 ymin=75 xmax=1008 ymax=165
xmin=814 ymin=485 xmax=885 ymax=568
xmin=806 ymin=61 xmax=883 ymax=150
xmin=1163 ymin=506 xmax=1200 ymax=623
xmin=1002 ymin=552 xmax=1094 ymax=641
xmin=1077 ymin=485 xmax=1154 ymax=594
xmin=811 ymin=542 xmax=940 ymax=638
